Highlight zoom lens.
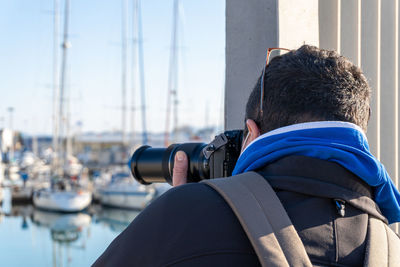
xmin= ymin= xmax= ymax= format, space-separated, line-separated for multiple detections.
xmin=130 ymin=143 xmax=209 ymax=185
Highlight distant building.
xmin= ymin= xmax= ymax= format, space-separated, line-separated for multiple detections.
xmin=17 ymin=126 xmax=220 ymax=169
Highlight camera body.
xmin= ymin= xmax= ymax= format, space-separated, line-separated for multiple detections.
xmin=203 ymin=130 xmax=243 ymax=179
xmin=130 ymin=130 xmax=243 ymax=185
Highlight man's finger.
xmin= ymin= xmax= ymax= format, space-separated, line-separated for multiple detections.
xmin=173 ymin=151 xmax=188 ymax=187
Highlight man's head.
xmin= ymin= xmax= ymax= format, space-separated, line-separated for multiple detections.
xmin=241 ymin=45 xmax=371 ymax=150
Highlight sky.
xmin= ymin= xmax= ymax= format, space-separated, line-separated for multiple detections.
xmin=0 ymin=0 xmax=225 ymax=135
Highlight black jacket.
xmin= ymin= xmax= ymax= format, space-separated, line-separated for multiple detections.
xmin=93 ymin=156 xmax=387 ymax=267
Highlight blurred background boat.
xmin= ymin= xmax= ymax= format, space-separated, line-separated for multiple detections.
xmin=33 ymin=186 xmax=92 ymax=212
xmin=11 ymin=179 xmax=50 ymax=203
xmin=29 ymin=0 xmax=94 ymax=213
xmin=98 ymin=170 xmax=155 ymax=209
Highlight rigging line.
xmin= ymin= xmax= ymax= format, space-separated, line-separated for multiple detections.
xmin=52 ymin=0 xmax=60 ymax=174
xmin=121 ymin=0 xmax=128 ymax=145
xmin=138 ymin=0 xmax=148 ymax=144
xmin=164 ymin=0 xmax=180 ymax=146
xmin=130 ymin=0 xmax=139 ymax=145
xmin=173 ymin=0 xmax=180 ymax=136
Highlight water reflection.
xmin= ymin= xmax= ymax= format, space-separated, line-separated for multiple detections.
xmin=32 ymin=209 xmax=91 ymax=241
xmin=32 ymin=209 xmax=91 ymax=231
xmin=31 ymin=210 xmax=91 ymax=267
xmin=95 ymin=207 xmax=139 ymax=233
xmin=0 ymin=202 xmax=141 ymax=267
xmin=8 ymin=204 xmax=34 ymax=230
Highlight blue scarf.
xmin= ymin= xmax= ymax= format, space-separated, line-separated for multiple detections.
xmin=232 ymin=121 xmax=400 ymax=223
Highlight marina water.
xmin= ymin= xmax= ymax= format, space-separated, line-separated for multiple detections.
xmin=0 ymin=188 xmax=140 ymax=267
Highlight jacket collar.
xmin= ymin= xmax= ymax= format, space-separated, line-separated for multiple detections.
xmin=258 ymin=155 xmax=387 ymax=223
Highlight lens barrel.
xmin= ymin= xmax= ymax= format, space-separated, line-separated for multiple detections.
xmin=130 ymin=143 xmax=208 ymax=185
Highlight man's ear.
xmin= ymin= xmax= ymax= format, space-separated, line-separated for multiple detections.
xmin=242 ymin=119 xmax=261 ymax=151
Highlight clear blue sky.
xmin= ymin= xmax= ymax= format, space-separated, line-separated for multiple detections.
xmin=0 ymin=0 xmax=225 ymax=135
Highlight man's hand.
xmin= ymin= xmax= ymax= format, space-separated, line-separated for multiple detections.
xmin=172 ymin=151 xmax=188 ymax=186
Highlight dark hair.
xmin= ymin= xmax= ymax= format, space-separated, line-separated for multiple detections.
xmin=245 ymin=45 xmax=371 ymax=133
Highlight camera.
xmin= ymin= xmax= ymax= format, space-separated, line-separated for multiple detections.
xmin=130 ymin=130 xmax=243 ymax=185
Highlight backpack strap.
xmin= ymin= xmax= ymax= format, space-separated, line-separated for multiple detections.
xmin=364 ymin=217 xmax=400 ymax=266
xmin=202 ymin=171 xmax=312 ymax=267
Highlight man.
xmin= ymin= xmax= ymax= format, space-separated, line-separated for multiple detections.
xmin=94 ymin=45 xmax=400 ymax=266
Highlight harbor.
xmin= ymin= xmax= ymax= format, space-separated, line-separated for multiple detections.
xmin=1 ymin=196 xmax=139 ymax=266
xmin=7 ymin=0 xmax=400 ymax=265
xmin=1 ymin=0 xmax=224 ymax=265
xmin=0 ymin=127 xmax=215 ymax=266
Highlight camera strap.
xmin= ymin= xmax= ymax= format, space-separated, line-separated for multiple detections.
xmin=202 ymin=172 xmax=312 ymax=267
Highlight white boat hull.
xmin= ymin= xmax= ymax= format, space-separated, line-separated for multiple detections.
xmin=100 ymin=190 xmax=154 ymax=210
xmin=33 ymin=190 xmax=92 ymax=212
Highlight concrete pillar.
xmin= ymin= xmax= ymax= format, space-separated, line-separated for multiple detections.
xmin=318 ymin=0 xmax=399 ymax=192
xmin=361 ymin=0 xmax=381 ymax=158
xmin=225 ymin=0 xmax=319 ymax=130
xmin=380 ymin=0 xmax=398 ymax=189
xmin=318 ymin=0 xmax=340 ymax=52
xmin=340 ymin=0 xmax=361 ymax=66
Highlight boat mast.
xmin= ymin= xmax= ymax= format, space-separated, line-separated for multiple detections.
xmin=137 ymin=0 xmax=148 ymax=144
xmin=52 ymin=0 xmax=60 ymax=175
xmin=164 ymin=0 xmax=180 ymax=146
xmin=130 ymin=0 xmax=138 ymax=145
xmin=129 ymin=0 xmax=148 ymax=146
xmin=58 ymin=0 xmax=71 ymax=177
xmin=121 ymin=0 xmax=128 ymax=146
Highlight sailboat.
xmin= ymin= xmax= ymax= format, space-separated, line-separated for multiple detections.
xmin=33 ymin=185 xmax=92 ymax=212
xmin=11 ymin=152 xmax=51 ymax=203
xmin=33 ymin=0 xmax=91 ymax=212
xmin=99 ymin=170 xmax=155 ymax=210
xmin=98 ymin=0 xmax=154 ymax=210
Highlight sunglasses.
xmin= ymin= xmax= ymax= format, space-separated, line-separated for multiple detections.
xmin=259 ymin=48 xmax=291 ymax=117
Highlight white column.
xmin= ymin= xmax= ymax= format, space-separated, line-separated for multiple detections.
xmin=340 ymin=0 xmax=361 ymax=66
xmin=318 ymin=0 xmax=340 ymax=52
xmin=225 ymin=0 xmax=278 ymax=130
xmin=380 ymin=0 xmax=399 ymax=187
xmin=362 ymin=0 xmax=381 ymax=159
xmin=277 ymin=0 xmax=319 ymax=49
xmin=225 ymin=0 xmax=319 ymax=130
